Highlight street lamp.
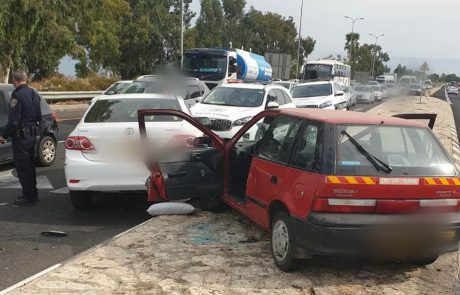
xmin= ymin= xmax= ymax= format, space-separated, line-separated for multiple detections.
xmin=344 ymin=16 xmax=364 ymax=76
xmin=369 ymin=33 xmax=384 ymax=78
xmin=296 ymin=0 xmax=305 ymax=81
xmin=180 ymin=0 xmax=184 ymax=68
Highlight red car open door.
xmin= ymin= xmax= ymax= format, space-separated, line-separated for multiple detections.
xmin=138 ymin=109 xmax=225 ymax=202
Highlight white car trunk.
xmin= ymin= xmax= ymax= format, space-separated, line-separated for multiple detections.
xmin=77 ymin=121 xmax=198 ymax=162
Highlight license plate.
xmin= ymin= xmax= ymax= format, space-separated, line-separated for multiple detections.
xmin=440 ymin=230 xmax=456 ymax=241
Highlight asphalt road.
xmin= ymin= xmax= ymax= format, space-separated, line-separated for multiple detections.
xmin=0 ymin=101 xmax=378 ymax=290
xmin=0 ymin=118 xmax=151 ymax=290
xmin=443 ymin=86 xmax=460 ymax=139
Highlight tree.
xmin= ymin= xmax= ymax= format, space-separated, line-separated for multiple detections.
xmin=195 ymin=0 xmax=225 ymax=47
xmin=222 ymin=0 xmax=246 ymax=46
xmin=419 ymin=61 xmax=430 ymax=73
xmin=243 ymin=8 xmax=297 ymax=55
xmin=119 ymin=0 xmax=179 ymax=78
xmin=428 ymin=73 xmax=440 ymax=82
xmin=344 ymin=33 xmax=390 ymax=78
xmin=72 ymin=0 xmax=131 ymax=77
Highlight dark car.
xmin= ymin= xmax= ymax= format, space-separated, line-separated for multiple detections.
xmin=140 ymin=108 xmax=460 ymax=271
xmin=0 ymin=84 xmax=58 ymax=166
xmin=121 ymin=75 xmax=210 ymax=108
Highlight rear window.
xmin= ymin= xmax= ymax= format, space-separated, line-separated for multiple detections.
xmin=84 ymin=98 xmax=181 ymax=123
xmin=291 ymin=84 xmax=332 ymax=98
xmin=336 ymin=125 xmax=455 ymax=176
xmin=121 ymin=81 xmax=165 ymax=94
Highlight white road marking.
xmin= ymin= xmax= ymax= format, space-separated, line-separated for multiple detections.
xmin=0 ymin=169 xmax=54 ymax=190
xmin=50 ymin=187 xmax=69 ymax=194
xmin=0 ymin=264 xmax=61 ymax=295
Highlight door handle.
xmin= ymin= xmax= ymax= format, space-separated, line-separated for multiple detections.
xmin=190 ymin=153 xmax=202 ymax=161
xmin=168 ymin=171 xmax=186 ymax=178
xmin=270 ymin=175 xmax=278 ymax=184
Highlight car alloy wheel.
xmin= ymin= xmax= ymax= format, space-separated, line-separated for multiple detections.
xmin=37 ymin=136 xmax=57 ymax=167
xmin=272 ymin=219 xmax=290 ymax=262
xmin=42 ymin=139 xmax=56 ymax=164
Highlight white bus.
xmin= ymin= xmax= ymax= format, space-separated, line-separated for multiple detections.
xmin=303 ymin=60 xmax=351 ymax=87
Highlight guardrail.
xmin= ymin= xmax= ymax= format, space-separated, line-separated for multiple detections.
xmin=41 ymin=91 xmax=103 ymax=101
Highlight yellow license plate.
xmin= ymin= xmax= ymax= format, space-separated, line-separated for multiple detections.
xmin=440 ymin=230 xmax=456 ymax=241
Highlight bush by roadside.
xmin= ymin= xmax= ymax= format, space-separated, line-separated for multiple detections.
xmin=30 ymin=74 xmax=118 ymax=91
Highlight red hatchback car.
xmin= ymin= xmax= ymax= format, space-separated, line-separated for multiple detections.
xmin=138 ymin=108 xmax=460 ymax=271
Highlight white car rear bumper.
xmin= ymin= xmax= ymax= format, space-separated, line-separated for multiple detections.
xmin=65 ymin=150 xmax=149 ymax=192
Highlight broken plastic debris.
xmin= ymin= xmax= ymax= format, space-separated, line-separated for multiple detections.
xmin=147 ymin=202 xmax=195 ymax=216
xmin=40 ymin=231 xmax=68 ymax=237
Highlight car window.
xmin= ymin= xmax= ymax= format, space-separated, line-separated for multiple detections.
xmin=201 ymin=87 xmax=265 ymax=107
xmin=336 ymin=125 xmax=454 ymax=176
xmin=0 ymin=91 xmax=8 ymax=115
xmin=291 ymin=84 xmax=332 ymax=98
xmin=258 ymin=116 xmax=302 ymax=164
xmin=187 ymin=85 xmax=201 ymax=99
xmin=267 ymin=90 xmax=277 ymax=104
xmin=280 ymin=89 xmax=292 ymax=103
xmin=274 ymin=89 xmax=287 ymax=105
xmin=84 ymin=98 xmax=181 ymax=123
xmin=291 ymin=123 xmax=321 ymax=171
xmin=122 ymin=81 xmax=165 ymax=94
xmin=334 ymin=84 xmax=341 ymax=93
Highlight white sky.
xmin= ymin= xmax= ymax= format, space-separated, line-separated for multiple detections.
xmin=190 ymin=0 xmax=458 ymax=72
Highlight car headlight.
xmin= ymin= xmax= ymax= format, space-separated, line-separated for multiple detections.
xmin=319 ymin=101 xmax=332 ymax=109
xmin=233 ymin=116 xmax=253 ymax=126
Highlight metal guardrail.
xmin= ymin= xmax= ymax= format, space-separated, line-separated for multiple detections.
xmin=41 ymin=91 xmax=103 ymax=101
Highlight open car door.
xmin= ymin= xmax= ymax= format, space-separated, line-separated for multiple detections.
xmin=392 ymin=113 xmax=437 ymax=130
xmin=138 ymin=109 xmax=225 ymax=202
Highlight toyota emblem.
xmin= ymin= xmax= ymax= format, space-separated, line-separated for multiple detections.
xmin=124 ymin=127 xmax=135 ymax=135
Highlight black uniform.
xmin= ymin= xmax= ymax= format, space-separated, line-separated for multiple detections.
xmin=2 ymin=84 xmax=42 ymax=202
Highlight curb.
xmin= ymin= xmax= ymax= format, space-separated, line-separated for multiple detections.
xmin=0 ymin=217 xmax=153 ymax=294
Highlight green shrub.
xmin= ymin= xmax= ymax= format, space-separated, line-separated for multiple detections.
xmin=31 ymin=75 xmax=119 ymax=91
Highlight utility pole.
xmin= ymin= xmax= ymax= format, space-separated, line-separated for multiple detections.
xmin=180 ymin=0 xmax=184 ymax=68
xmin=296 ymin=0 xmax=304 ymax=81
xmin=369 ymin=33 xmax=384 ymax=79
xmin=344 ymin=16 xmax=364 ymax=78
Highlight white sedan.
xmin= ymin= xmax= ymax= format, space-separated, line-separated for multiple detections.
xmin=65 ymin=94 xmax=201 ymax=209
xmin=447 ymin=86 xmax=458 ymax=95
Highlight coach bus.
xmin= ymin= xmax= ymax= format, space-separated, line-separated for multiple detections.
xmin=303 ymin=60 xmax=351 ymax=87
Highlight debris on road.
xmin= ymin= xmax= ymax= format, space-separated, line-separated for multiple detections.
xmin=40 ymin=231 xmax=68 ymax=237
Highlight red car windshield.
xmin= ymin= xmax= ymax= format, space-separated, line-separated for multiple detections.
xmin=335 ymin=124 xmax=455 ymax=176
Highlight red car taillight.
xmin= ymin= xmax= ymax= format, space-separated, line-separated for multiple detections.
xmin=312 ymin=198 xmax=460 ymax=214
xmin=65 ymin=136 xmax=96 ymax=153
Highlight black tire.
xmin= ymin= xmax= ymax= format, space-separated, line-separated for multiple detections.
xmin=36 ymin=136 xmax=57 ymax=167
xmin=271 ymin=211 xmax=297 ymax=272
xmin=411 ymin=255 xmax=439 ymax=266
xmin=70 ymin=191 xmax=93 ymax=210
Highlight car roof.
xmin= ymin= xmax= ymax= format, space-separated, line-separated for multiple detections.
xmin=95 ymin=93 xmax=178 ymax=101
xmin=295 ymin=81 xmax=331 ymax=87
xmin=277 ymin=108 xmax=426 ymax=127
xmin=117 ymin=80 xmax=133 ymax=83
xmin=218 ymin=83 xmax=282 ymax=90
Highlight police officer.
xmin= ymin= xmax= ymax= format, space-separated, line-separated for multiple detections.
xmin=0 ymin=69 xmax=42 ymax=206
